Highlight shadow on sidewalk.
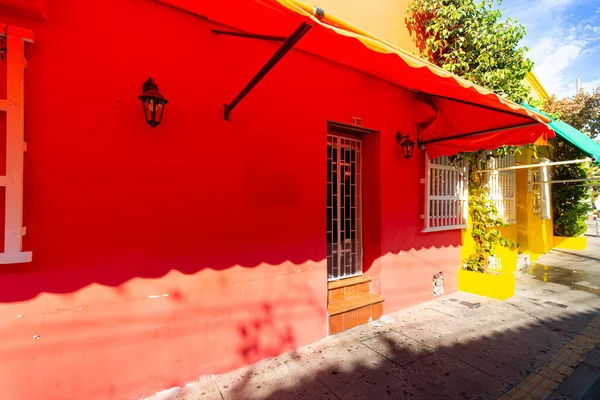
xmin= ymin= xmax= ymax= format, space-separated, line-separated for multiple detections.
xmin=159 ymin=296 xmax=600 ymax=400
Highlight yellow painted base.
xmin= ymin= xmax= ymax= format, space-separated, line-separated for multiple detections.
xmin=528 ymin=252 xmax=542 ymax=262
xmin=458 ymin=269 xmax=515 ymax=301
xmin=553 ymin=236 xmax=587 ymax=251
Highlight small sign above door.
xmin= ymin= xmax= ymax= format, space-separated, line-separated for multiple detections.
xmin=351 ymin=117 xmax=363 ymax=126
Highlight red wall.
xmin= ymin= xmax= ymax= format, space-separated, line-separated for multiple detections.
xmin=0 ymin=1 xmax=461 ymax=399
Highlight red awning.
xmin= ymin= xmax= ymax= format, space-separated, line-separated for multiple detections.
xmin=157 ymin=0 xmax=554 ymax=158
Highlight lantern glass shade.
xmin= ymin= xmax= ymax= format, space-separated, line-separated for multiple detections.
xmin=138 ymin=78 xmax=168 ymax=128
xmin=395 ymin=132 xmax=416 ymax=159
xmin=401 ymin=137 xmax=415 ymax=159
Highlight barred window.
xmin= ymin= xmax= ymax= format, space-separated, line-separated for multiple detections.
xmin=486 ymin=156 xmax=517 ymax=224
xmin=423 ymin=156 xmax=469 ymax=232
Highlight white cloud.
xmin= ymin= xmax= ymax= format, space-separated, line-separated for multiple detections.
xmin=529 ymin=37 xmax=584 ymax=98
xmin=581 ymin=78 xmax=600 ymax=92
xmin=502 ymin=0 xmax=600 ymax=99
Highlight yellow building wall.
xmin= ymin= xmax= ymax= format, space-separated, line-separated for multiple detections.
xmin=461 ymin=221 xmax=518 ymax=273
xmin=515 ymin=147 xmax=554 ymax=261
xmin=524 ymin=72 xmax=550 ymax=102
xmin=314 ymin=0 xmax=418 ymax=52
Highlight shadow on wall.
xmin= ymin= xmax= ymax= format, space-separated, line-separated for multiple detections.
xmin=151 ymin=297 xmax=600 ymax=400
xmin=237 ymin=303 xmax=297 ymax=363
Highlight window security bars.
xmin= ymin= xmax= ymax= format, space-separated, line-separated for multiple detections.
xmin=423 ymin=156 xmax=469 ymax=232
xmin=326 ymin=135 xmax=363 ymax=281
xmin=486 ymin=156 xmax=517 ymax=224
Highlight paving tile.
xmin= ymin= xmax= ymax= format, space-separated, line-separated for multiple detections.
xmin=215 ymin=355 xmax=333 ymax=400
xmin=518 ymin=308 xmax=597 ymax=338
xmin=387 ymin=308 xmax=483 ymax=348
xmin=326 ymin=319 xmax=393 ymax=345
xmin=590 ymin=316 xmax=600 ymax=329
xmin=441 ymin=330 xmax=553 ymax=383
xmin=580 ymin=325 xmax=600 ymax=339
xmin=543 ymin=393 xmax=573 ymax=400
xmin=551 ymin=363 xmax=600 ymax=400
xmin=312 ymin=344 xmax=453 ymax=400
xmin=361 ymin=331 xmax=435 ymax=367
xmin=497 ymin=387 xmax=536 ymax=400
xmin=534 ymin=364 xmax=570 ymax=384
xmin=582 ymin=348 xmax=600 ymax=368
xmin=149 ymin=378 xmax=223 ymax=400
xmin=569 ymin=334 xmax=599 ymax=351
xmin=538 ymin=360 xmax=575 ymax=381
xmin=552 ymin=347 xmax=587 ymax=368
xmin=432 ymin=299 xmax=532 ymax=330
xmin=178 ymin=378 xmax=225 ymax=400
xmin=516 ymin=372 xmax=560 ymax=399
xmin=404 ymin=351 xmax=510 ymax=400
xmin=491 ymin=320 xmax=571 ymax=353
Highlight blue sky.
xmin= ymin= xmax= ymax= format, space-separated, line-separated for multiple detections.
xmin=499 ymin=0 xmax=600 ymax=98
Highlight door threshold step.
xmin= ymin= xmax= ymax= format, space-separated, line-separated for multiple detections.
xmin=328 ymin=275 xmax=372 ymax=290
xmin=328 ymin=292 xmax=385 ymax=316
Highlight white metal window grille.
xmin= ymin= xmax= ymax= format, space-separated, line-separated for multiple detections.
xmin=423 ymin=156 xmax=469 ymax=232
xmin=0 ymin=26 xmax=33 ymax=264
xmin=326 ymin=135 xmax=363 ymax=281
xmin=486 ymin=156 xmax=517 ymax=224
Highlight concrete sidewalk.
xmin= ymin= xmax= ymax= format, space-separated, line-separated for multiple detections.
xmin=148 ymin=235 xmax=600 ymax=400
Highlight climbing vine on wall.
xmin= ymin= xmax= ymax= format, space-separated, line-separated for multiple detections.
xmin=407 ymin=0 xmax=531 ymax=272
xmin=451 ymin=150 xmax=516 ymax=273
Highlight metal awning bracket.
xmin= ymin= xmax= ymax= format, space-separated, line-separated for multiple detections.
xmin=221 ymin=22 xmax=312 ymax=121
xmin=211 ymin=29 xmax=287 ymax=42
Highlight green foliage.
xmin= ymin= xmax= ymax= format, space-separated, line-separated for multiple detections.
xmin=546 ymin=88 xmax=600 ymax=139
xmin=549 ymin=139 xmax=590 ymax=237
xmin=544 ymin=91 xmax=598 ymax=237
xmin=407 ymin=0 xmax=528 ymax=272
xmin=406 ymin=0 xmax=533 ymax=103
xmin=451 ymin=150 xmax=516 ymax=272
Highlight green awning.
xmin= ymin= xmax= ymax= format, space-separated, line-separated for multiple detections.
xmin=523 ymin=103 xmax=600 ymax=165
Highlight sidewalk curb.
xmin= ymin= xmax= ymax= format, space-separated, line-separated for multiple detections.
xmin=499 ymin=316 xmax=600 ymax=400
xmin=547 ymin=351 xmax=600 ymax=400
xmin=548 ymin=348 xmax=600 ymax=400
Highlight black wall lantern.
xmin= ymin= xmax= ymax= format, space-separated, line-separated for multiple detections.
xmin=396 ymin=132 xmax=415 ymax=159
xmin=138 ymin=78 xmax=168 ymax=128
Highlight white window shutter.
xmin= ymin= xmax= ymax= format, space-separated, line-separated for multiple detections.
xmin=486 ymin=156 xmax=516 ymax=224
xmin=423 ymin=156 xmax=469 ymax=232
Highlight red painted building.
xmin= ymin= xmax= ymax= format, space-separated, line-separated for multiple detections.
xmin=0 ymin=0 xmax=553 ymax=398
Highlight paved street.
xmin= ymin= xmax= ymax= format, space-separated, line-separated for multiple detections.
xmin=532 ymin=221 xmax=600 ymax=295
xmin=148 ymin=231 xmax=600 ymax=400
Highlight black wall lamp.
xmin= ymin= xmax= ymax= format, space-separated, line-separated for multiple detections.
xmin=396 ymin=132 xmax=415 ymax=159
xmin=138 ymin=78 xmax=168 ymax=128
